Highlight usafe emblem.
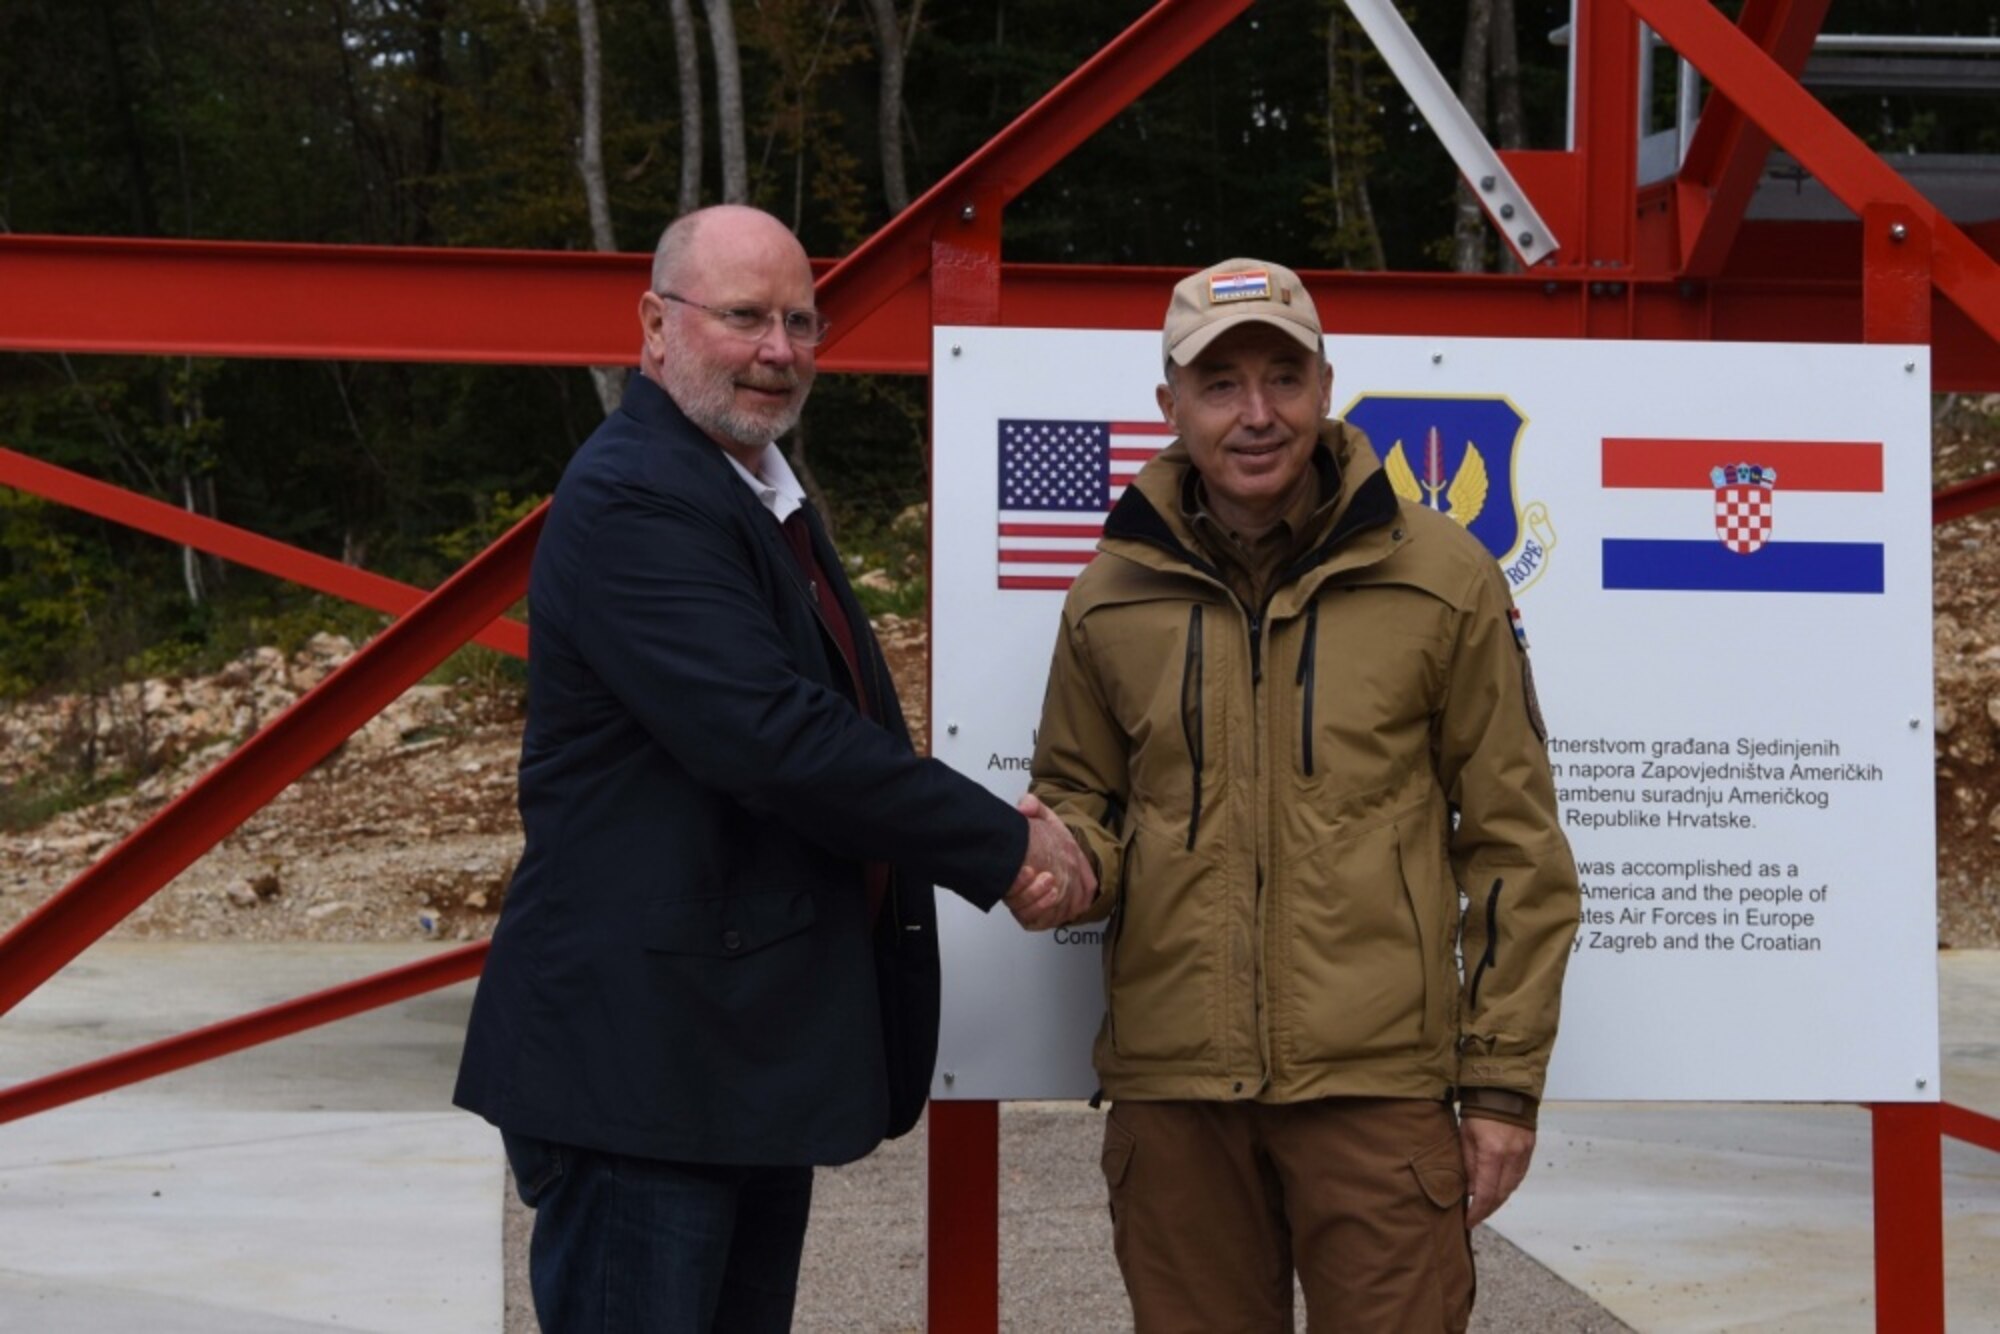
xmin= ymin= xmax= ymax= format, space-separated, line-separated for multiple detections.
xmin=1343 ymin=393 xmax=1556 ymax=595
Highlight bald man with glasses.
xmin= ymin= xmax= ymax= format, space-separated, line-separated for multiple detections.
xmin=456 ymin=205 xmax=1092 ymax=1333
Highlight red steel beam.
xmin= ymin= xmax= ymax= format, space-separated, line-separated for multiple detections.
xmin=1674 ymin=0 xmax=1831 ymax=276
xmin=815 ymin=0 xmax=1251 ymax=346
xmin=1870 ymin=1104 xmax=1946 ymax=1333
xmin=1571 ymin=0 xmax=1642 ymax=286
xmin=0 ymin=446 xmax=527 ymax=658
xmin=1632 ymin=0 xmax=2000 ymax=350
xmin=0 ymin=236 xmax=928 ymax=374
xmin=1934 ymin=470 xmax=2000 ymax=525
xmin=925 ymin=135 xmax=1007 ymax=1334
xmin=8 ymin=237 xmax=2000 ymax=387
xmin=0 ymin=234 xmax=645 ymax=365
xmin=0 ymin=943 xmax=487 ymax=1125
xmin=929 ymin=1101 xmax=1002 ymax=1333
xmin=0 ymin=504 xmax=541 ymax=1018
xmin=1940 ymin=1101 xmax=2000 ymax=1155
xmin=1858 ymin=193 xmax=1944 ymax=1334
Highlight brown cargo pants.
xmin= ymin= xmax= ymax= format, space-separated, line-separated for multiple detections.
xmin=1099 ymin=1097 xmax=1474 ymax=1334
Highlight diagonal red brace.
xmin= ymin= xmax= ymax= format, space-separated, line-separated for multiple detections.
xmin=1941 ymin=1100 xmax=2000 ymax=1155
xmin=1934 ymin=470 xmax=2000 ymax=526
xmin=0 ymin=942 xmax=488 ymax=1124
xmin=0 ymin=504 xmax=543 ymax=1018
xmin=0 ymin=446 xmax=527 ymax=658
xmin=1673 ymin=0 xmax=1831 ymax=277
xmin=815 ymin=0 xmax=1250 ymax=345
xmin=1630 ymin=0 xmax=2000 ymax=349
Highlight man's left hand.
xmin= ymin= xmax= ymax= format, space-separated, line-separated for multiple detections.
xmin=1459 ymin=1117 xmax=1534 ymax=1229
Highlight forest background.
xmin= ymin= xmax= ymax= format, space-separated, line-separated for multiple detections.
xmin=3 ymin=0 xmax=1998 ymax=830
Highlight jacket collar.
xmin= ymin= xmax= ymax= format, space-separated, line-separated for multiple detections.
xmin=1102 ymin=421 xmax=1402 ymax=591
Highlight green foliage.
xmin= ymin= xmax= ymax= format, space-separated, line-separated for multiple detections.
xmin=0 ymin=493 xmax=111 ymax=696
xmin=0 ymin=767 xmax=136 ymax=835
xmin=433 ymin=490 xmax=548 ymax=568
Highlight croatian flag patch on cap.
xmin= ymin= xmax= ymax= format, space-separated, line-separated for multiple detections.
xmin=1209 ymin=269 xmax=1271 ymax=304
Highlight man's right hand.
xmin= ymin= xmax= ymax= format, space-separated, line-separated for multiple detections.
xmin=1003 ymin=794 xmax=1097 ymax=930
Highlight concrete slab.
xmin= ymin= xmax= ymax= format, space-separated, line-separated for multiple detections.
xmin=1491 ymin=950 xmax=2000 ymax=1332
xmin=0 ymin=943 xmax=500 ymax=1334
xmin=7 ymin=943 xmax=1998 ymax=1332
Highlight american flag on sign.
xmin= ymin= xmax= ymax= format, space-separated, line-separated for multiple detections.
xmin=997 ymin=419 xmax=1173 ymax=590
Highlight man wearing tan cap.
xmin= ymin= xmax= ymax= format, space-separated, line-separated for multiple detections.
xmin=1027 ymin=258 xmax=1580 ymax=1332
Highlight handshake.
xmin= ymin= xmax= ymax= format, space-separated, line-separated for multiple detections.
xmin=1002 ymin=793 xmax=1097 ymax=930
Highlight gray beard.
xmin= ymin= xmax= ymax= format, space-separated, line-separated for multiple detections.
xmin=663 ymin=359 xmax=805 ymax=452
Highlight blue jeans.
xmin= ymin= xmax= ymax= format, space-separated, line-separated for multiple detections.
xmin=503 ymin=1132 xmax=813 ymax=1333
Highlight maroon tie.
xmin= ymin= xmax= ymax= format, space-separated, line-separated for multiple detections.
xmin=778 ymin=508 xmax=889 ymax=918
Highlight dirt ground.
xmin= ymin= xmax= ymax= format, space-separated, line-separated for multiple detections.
xmin=4 ymin=431 xmax=2000 ymax=951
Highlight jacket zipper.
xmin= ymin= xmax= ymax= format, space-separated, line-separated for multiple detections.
xmin=1181 ymin=604 xmax=1205 ymax=850
xmin=1294 ymin=597 xmax=1319 ymax=777
xmin=1467 ymin=877 xmax=1503 ymax=1009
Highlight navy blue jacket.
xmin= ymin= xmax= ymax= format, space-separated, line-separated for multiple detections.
xmin=454 ymin=375 xmax=1025 ymax=1166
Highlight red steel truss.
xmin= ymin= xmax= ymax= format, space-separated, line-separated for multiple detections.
xmin=1 ymin=1 xmax=1997 ymax=1329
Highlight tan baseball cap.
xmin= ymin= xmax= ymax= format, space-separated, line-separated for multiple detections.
xmin=1162 ymin=258 xmax=1322 ymax=366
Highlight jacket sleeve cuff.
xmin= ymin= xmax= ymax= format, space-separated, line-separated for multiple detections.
xmin=1457 ymin=1086 xmax=1539 ymax=1130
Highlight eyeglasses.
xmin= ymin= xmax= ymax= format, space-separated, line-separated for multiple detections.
xmin=658 ymin=291 xmax=831 ymax=346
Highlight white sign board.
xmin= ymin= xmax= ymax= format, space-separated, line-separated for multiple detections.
xmin=930 ymin=326 xmax=1937 ymax=1103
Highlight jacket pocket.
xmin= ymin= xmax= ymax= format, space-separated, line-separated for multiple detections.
xmin=1105 ymin=819 xmax=1218 ymax=1065
xmin=642 ymin=887 xmax=818 ymax=958
xmin=1284 ymin=810 xmax=1450 ymax=1061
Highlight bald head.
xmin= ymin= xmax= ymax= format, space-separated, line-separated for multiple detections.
xmin=650 ymin=205 xmax=812 ymax=296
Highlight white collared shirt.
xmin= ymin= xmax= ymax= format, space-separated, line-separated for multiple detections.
xmin=724 ymin=444 xmax=807 ymax=524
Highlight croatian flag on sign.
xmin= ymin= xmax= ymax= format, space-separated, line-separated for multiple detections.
xmin=996 ymin=419 xmax=1172 ymax=590
xmin=1599 ymin=438 xmax=1885 ymax=594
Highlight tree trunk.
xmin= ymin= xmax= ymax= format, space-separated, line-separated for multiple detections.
xmin=1325 ymin=14 xmax=1349 ymax=263
xmin=704 ymin=0 xmax=748 ymax=203
xmin=1491 ymin=0 xmax=1524 ymax=152
xmin=181 ymin=474 xmax=205 ymax=606
xmin=863 ymin=0 xmax=910 ymax=214
xmin=1451 ymin=0 xmax=1493 ymax=274
xmin=1347 ymin=40 xmax=1386 ymax=271
xmin=575 ymin=0 xmax=625 ymax=411
xmin=1323 ymin=9 xmax=1385 ymax=271
xmin=668 ymin=0 xmax=704 ymax=212
xmin=1489 ymin=0 xmax=1525 ymax=273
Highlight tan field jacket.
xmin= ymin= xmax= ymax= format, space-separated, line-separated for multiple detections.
xmin=1031 ymin=422 xmax=1579 ymax=1106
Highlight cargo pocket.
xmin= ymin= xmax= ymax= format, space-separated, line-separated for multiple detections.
xmin=1409 ymin=1131 xmax=1465 ymax=1211
xmin=1410 ymin=1130 xmax=1476 ymax=1329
